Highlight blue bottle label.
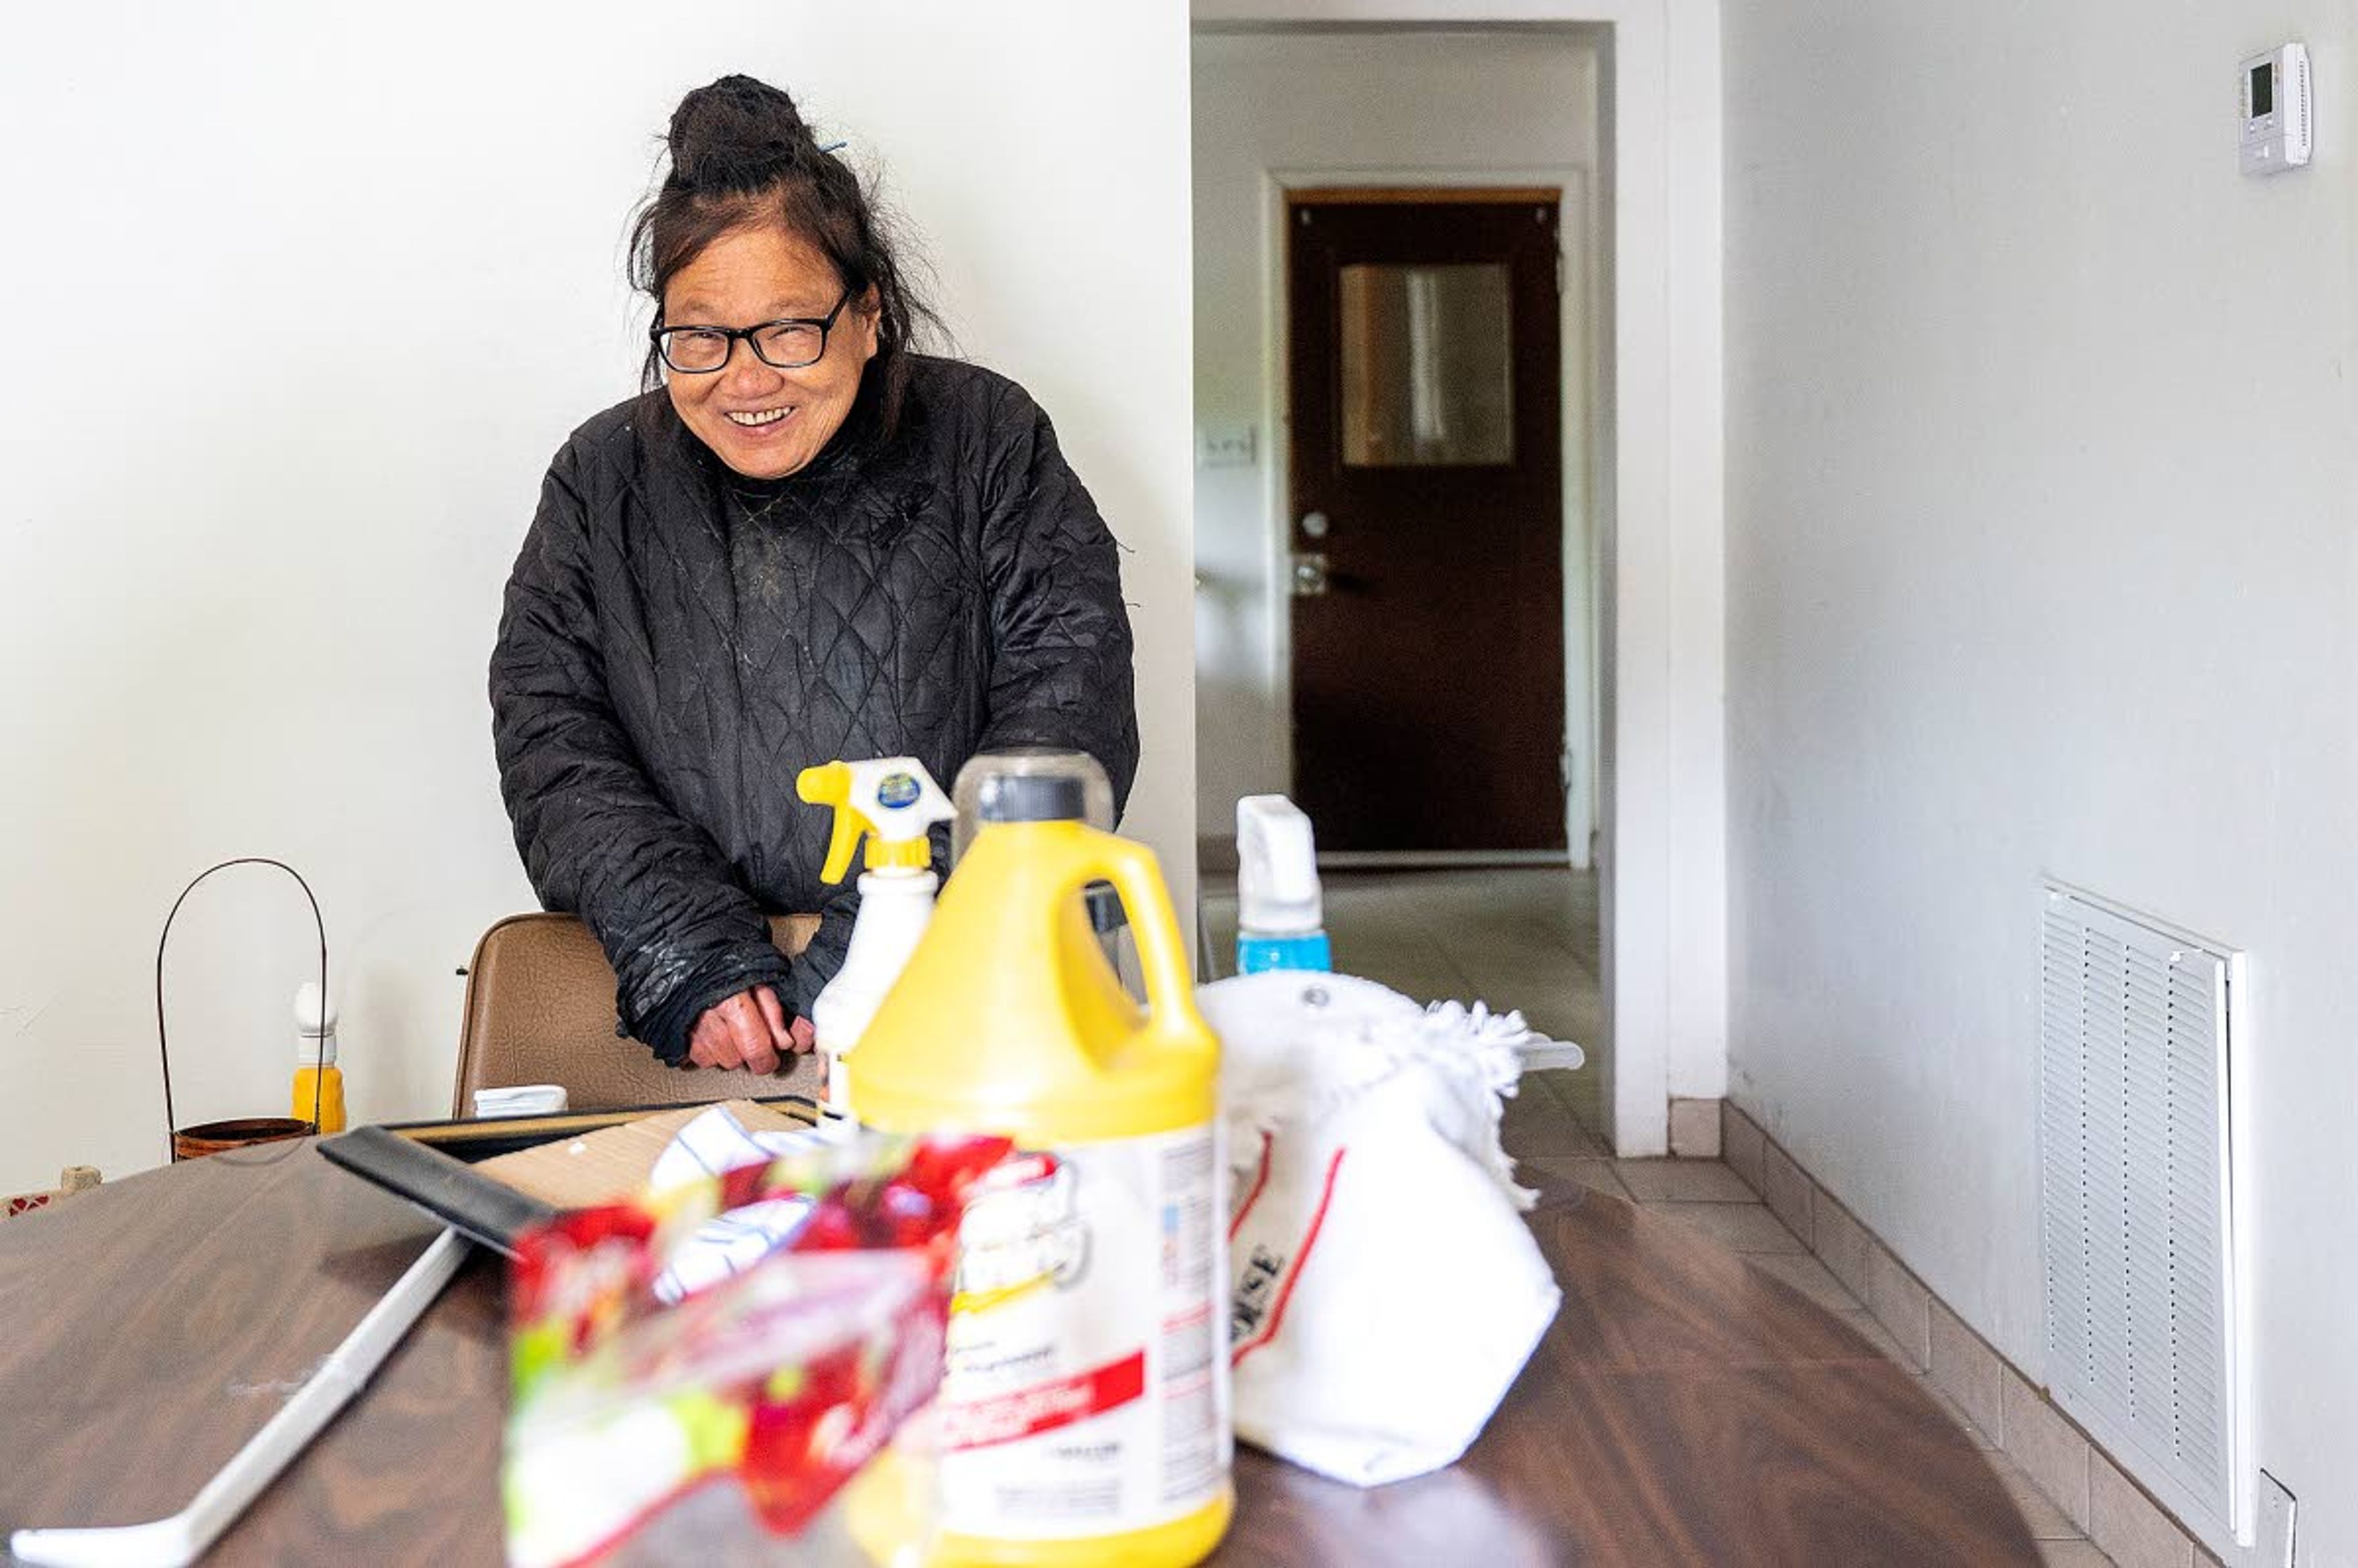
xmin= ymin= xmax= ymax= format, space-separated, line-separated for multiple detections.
xmin=1235 ymin=933 xmax=1333 ymax=975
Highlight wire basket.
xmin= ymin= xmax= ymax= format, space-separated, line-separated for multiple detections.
xmin=158 ymin=858 xmax=330 ymax=1161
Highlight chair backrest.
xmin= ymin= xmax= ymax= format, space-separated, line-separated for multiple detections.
xmin=453 ymin=913 xmax=824 ymax=1116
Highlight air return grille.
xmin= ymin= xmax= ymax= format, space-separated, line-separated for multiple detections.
xmin=2039 ymin=883 xmax=2249 ymax=1542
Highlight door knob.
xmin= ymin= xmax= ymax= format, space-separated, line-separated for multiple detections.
xmin=1299 ymin=511 xmax=1331 ymax=540
xmin=1290 ymin=553 xmax=1330 ymax=597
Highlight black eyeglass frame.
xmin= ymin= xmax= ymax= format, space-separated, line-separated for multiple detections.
xmin=650 ymin=290 xmax=854 ymax=374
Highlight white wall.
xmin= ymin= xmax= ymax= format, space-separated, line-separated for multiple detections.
xmin=1191 ymin=29 xmax=1603 ymax=850
xmin=1725 ymin=2 xmax=2358 ymax=1559
xmin=0 ymin=1 xmax=1194 ymax=1195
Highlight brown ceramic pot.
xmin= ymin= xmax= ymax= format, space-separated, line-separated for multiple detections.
xmin=172 ymin=1117 xmax=313 ymax=1160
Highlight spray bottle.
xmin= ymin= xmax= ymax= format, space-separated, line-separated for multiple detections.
xmin=794 ymin=757 xmax=955 ymax=1115
xmin=291 ymin=981 xmax=346 ymax=1134
xmin=1235 ymin=795 xmax=1331 ymax=974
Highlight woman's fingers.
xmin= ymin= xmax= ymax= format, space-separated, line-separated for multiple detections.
xmin=753 ymin=985 xmax=813 ymax=1058
xmin=687 ymin=990 xmax=787 ymax=1073
xmin=727 ymin=992 xmax=782 ymax=1076
xmin=752 ymin=984 xmax=791 ymax=1044
xmin=688 ymin=1003 xmax=744 ymax=1070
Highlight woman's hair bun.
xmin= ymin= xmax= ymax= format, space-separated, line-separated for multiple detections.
xmin=666 ymin=74 xmax=813 ymax=192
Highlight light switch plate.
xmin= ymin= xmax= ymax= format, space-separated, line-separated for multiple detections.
xmin=1196 ymin=422 xmax=1258 ymax=469
xmin=2257 ymin=1470 xmax=2297 ymax=1568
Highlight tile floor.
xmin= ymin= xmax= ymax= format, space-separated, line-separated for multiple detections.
xmin=1200 ymin=866 xmax=1609 ymax=1139
xmin=1201 ymin=864 xmax=2114 ymax=1566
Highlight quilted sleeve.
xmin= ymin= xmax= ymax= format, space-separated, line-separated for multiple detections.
xmin=975 ymin=386 xmax=1142 ymax=813
xmin=489 ymin=440 xmax=795 ymax=1063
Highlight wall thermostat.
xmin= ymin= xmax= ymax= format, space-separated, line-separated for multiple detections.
xmin=2240 ymin=42 xmax=2311 ymax=176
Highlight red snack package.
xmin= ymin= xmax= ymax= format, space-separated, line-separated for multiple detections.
xmin=505 ymin=1130 xmax=1010 ymax=1568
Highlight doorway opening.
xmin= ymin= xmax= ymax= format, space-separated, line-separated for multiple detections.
xmin=1191 ymin=26 xmax=1611 ymax=1146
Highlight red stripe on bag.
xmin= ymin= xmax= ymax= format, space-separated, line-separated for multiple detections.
xmin=940 ymin=1351 xmax=1146 ymax=1450
xmin=1228 ymin=1130 xmax=1275 ymax=1240
xmin=1232 ymin=1146 xmax=1347 ymax=1367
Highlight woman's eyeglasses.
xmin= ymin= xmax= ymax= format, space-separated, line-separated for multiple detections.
xmin=652 ymin=291 xmax=852 ymax=373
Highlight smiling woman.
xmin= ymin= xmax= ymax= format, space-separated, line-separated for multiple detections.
xmin=488 ymin=74 xmax=1140 ymax=1076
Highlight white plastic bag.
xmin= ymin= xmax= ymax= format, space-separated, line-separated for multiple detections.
xmin=1199 ymin=972 xmax=1574 ymax=1487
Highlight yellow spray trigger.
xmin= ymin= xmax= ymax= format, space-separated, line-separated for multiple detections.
xmin=796 ymin=762 xmax=869 ymax=885
xmin=798 ymin=757 xmax=953 ymax=884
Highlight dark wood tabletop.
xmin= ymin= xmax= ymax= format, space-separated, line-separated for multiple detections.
xmin=0 ymin=1139 xmax=2037 ymax=1566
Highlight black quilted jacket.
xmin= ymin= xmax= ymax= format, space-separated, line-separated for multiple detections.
xmin=489 ymin=355 xmax=1139 ymax=1062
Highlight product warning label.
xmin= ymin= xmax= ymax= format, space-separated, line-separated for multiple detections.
xmin=939 ymin=1125 xmax=1229 ymax=1540
xmin=940 ymin=1351 xmax=1145 ymax=1449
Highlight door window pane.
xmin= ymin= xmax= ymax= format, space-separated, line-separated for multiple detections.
xmin=1338 ymin=262 xmax=1513 ymax=467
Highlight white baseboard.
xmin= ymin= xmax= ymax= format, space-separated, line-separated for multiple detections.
xmin=1319 ymin=849 xmax=1573 ymax=871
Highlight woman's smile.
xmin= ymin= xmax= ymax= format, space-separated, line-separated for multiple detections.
xmin=725 ymin=404 xmax=796 ymax=430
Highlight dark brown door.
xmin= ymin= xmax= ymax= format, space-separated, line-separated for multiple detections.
xmin=1288 ymin=193 xmax=1566 ymax=853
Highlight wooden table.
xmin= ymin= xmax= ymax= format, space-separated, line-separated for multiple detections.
xmin=0 ymin=1141 xmax=2037 ymax=1566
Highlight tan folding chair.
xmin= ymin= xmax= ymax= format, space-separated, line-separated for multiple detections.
xmin=451 ymin=913 xmax=825 ymax=1116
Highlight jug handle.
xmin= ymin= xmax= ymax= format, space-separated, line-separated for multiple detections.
xmin=1091 ymin=837 xmax=1213 ymax=1052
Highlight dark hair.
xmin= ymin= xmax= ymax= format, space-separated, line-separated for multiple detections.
xmin=629 ymin=75 xmax=937 ymax=437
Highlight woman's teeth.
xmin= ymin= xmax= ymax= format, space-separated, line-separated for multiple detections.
xmin=728 ymin=407 xmax=791 ymax=427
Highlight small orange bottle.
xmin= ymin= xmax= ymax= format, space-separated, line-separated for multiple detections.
xmin=292 ymin=982 xmax=346 ymax=1134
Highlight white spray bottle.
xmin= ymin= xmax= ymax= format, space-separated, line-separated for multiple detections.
xmin=795 ymin=757 xmax=955 ymax=1116
xmin=1235 ymin=794 xmax=1332 ymax=974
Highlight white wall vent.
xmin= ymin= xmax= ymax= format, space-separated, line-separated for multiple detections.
xmin=2039 ymin=883 xmax=2252 ymax=1548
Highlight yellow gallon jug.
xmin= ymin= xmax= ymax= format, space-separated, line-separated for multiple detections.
xmin=851 ymin=794 xmax=1231 ymax=1566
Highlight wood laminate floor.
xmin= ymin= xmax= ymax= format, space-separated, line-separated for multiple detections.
xmin=1201 ymin=864 xmax=2115 ymax=1568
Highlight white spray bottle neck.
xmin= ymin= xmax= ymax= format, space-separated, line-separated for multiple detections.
xmin=294 ymin=981 xmax=339 ymax=1068
xmin=859 ymin=864 xmax=942 ymax=893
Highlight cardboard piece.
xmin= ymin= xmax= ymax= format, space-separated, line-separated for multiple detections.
xmin=477 ymin=1099 xmax=815 ymax=1210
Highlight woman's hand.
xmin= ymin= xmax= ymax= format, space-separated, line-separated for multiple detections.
xmin=687 ymin=985 xmax=815 ymax=1073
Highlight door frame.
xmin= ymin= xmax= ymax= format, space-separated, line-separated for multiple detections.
xmin=1264 ymin=172 xmax=1597 ymax=871
xmin=1197 ymin=2 xmax=1728 ymax=1159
